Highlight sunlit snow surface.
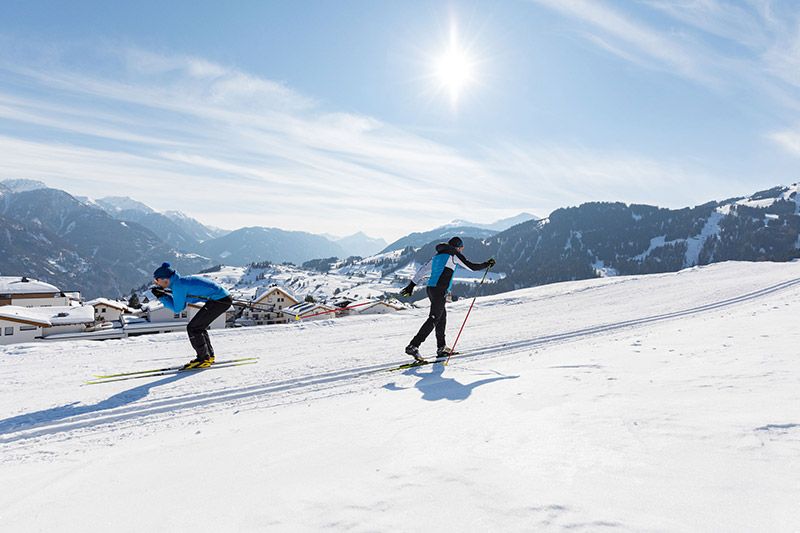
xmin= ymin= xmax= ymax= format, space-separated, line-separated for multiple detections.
xmin=1 ymin=261 xmax=799 ymax=531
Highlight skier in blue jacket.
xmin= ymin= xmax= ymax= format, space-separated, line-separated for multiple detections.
xmin=399 ymin=237 xmax=495 ymax=361
xmin=150 ymin=262 xmax=232 ymax=369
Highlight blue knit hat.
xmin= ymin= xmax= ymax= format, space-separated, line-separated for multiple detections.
xmin=153 ymin=262 xmax=175 ymax=280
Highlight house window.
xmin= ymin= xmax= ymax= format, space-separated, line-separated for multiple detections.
xmin=20 ymin=326 xmax=37 ymax=331
xmin=181 ymin=312 xmax=188 ymax=319
xmin=5 ymin=327 xmax=13 ymax=336
xmin=174 ymin=313 xmax=180 ymax=319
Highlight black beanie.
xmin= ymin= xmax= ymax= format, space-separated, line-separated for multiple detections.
xmin=448 ymin=237 xmax=464 ymax=248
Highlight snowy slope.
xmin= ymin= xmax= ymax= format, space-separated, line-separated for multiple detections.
xmin=195 ymin=260 xmax=503 ymax=305
xmin=2 ymin=261 xmax=800 ymax=531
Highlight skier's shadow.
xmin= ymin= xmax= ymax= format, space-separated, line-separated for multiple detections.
xmin=0 ymin=372 xmax=194 ymax=436
xmin=384 ymin=362 xmax=518 ymax=402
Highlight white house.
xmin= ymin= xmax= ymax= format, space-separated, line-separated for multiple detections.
xmin=0 ymin=306 xmax=49 ymax=345
xmin=86 ymin=298 xmax=136 ymax=323
xmin=0 ymin=276 xmax=71 ymax=307
xmin=283 ymin=301 xmax=336 ymax=322
xmin=0 ymin=304 xmax=96 ymax=344
xmin=187 ymin=303 xmax=226 ymax=329
xmin=125 ymin=300 xmax=226 ymax=336
xmin=142 ymin=301 xmax=188 ymax=323
xmin=350 ymin=300 xmax=405 ymax=315
xmin=39 ymin=305 xmax=97 ymax=337
xmin=238 ymin=286 xmax=299 ymax=326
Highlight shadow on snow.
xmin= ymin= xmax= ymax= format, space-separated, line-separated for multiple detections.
xmin=384 ymin=362 xmax=518 ymax=402
xmin=0 ymin=372 xmax=195 ymax=435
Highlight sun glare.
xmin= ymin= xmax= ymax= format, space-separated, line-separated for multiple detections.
xmin=432 ymin=25 xmax=476 ymax=108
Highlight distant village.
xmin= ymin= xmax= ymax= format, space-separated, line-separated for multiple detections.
xmin=0 ymin=276 xmax=406 ymax=346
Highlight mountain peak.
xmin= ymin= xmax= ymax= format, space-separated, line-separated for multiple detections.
xmin=96 ymin=196 xmax=155 ymax=214
xmin=1 ymin=178 xmax=48 ymax=193
xmin=441 ymin=212 xmax=539 ymax=232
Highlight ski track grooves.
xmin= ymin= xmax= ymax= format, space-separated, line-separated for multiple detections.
xmin=3 ymin=277 xmax=799 ymax=447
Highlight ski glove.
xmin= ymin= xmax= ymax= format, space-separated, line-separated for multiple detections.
xmin=150 ymin=286 xmax=167 ymax=298
xmin=486 ymin=258 xmax=496 ymax=268
xmin=399 ymin=282 xmax=416 ymax=297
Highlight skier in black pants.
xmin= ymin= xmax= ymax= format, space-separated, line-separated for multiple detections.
xmin=150 ymin=262 xmax=232 ymax=369
xmin=400 ymin=237 xmax=495 ymax=361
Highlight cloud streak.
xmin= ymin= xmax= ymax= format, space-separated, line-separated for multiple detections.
xmin=529 ymin=0 xmax=800 ymax=158
xmin=0 ymin=42 xmax=736 ymax=239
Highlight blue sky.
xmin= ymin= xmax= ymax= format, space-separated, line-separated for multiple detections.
xmin=0 ymin=0 xmax=798 ymax=240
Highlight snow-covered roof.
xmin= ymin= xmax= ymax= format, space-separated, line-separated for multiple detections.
xmin=124 ymin=320 xmax=187 ymax=331
xmin=284 ymin=301 xmax=335 ymax=317
xmin=254 ymin=285 xmax=298 ymax=304
xmin=0 ymin=306 xmax=51 ymax=327
xmin=0 ymin=277 xmax=61 ymax=295
xmin=352 ymin=300 xmax=405 ymax=312
xmin=140 ymin=301 xmax=161 ymax=312
xmin=0 ymin=305 xmax=95 ymax=326
xmin=41 ymin=305 xmax=96 ymax=325
xmin=86 ymin=298 xmax=135 ymax=313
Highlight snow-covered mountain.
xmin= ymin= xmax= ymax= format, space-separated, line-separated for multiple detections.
xmin=0 ymin=178 xmax=48 ymax=193
xmin=3 ymin=180 xmax=799 ymax=301
xmin=380 ymin=213 xmax=539 ymax=253
xmin=95 ymin=196 xmax=155 ymax=215
xmin=3 ymin=260 xmax=799 ymax=529
xmin=443 ymin=212 xmax=539 ymax=232
xmin=94 ymin=197 xmax=225 ymax=250
xmin=197 ymin=226 xmax=347 ymax=266
xmin=0 ymin=187 xmax=210 ymax=298
xmin=242 ymin=183 xmax=800 ymax=303
xmin=450 ymin=183 xmax=800 ymax=297
xmin=333 ymin=231 xmax=387 ymax=258
xmin=380 ymin=225 xmax=498 ymax=254
xmin=163 ymin=210 xmax=228 ymax=242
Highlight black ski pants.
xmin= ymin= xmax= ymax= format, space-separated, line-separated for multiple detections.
xmin=410 ymin=286 xmax=447 ymax=349
xmin=187 ymin=296 xmax=232 ymax=358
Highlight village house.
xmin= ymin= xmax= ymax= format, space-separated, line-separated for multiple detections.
xmin=237 ymin=285 xmax=299 ymax=326
xmin=0 ymin=276 xmax=71 ymax=307
xmin=0 ymin=306 xmax=50 ymax=345
xmin=124 ymin=300 xmax=226 ymax=336
xmin=350 ymin=300 xmax=405 ymax=315
xmin=40 ymin=306 xmax=99 ymax=337
xmin=0 ymin=304 xmax=96 ymax=344
xmin=331 ymin=298 xmax=405 ymax=317
xmin=283 ymin=301 xmax=336 ymax=322
xmin=86 ymin=298 xmax=136 ymax=323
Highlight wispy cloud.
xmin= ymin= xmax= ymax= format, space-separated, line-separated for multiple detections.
xmin=529 ymin=0 xmax=800 ymax=158
xmin=530 ymin=0 xmax=723 ymax=86
xmin=0 ymin=43 xmax=732 ymax=238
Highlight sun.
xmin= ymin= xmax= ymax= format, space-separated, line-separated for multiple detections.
xmin=432 ymin=25 xmax=476 ymax=108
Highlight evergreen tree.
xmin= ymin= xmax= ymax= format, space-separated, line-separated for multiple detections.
xmin=128 ymin=290 xmax=141 ymax=309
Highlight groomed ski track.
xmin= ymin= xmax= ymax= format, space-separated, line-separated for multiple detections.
xmin=2 ymin=262 xmax=799 ymax=451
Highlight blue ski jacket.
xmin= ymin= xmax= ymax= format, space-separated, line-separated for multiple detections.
xmin=159 ymin=273 xmax=230 ymax=313
xmin=412 ymin=243 xmax=490 ymax=291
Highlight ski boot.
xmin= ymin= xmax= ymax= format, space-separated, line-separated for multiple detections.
xmin=182 ymin=355 xmax=215 ymax=370
xmin=405 ymin=344 xmax=426 ymax=363
xmin=436 ymin=346 xmax=455 ymax=360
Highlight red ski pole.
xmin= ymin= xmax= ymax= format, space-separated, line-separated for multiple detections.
xmin=445 ymin=265 xmax=492 ymax=365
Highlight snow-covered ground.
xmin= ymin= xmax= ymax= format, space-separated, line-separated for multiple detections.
xmin=2 ymin=261 xmax=800 ymax=531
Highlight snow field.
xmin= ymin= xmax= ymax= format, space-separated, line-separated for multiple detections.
xmin=1 ymin=261 xmax=799 ymax=531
